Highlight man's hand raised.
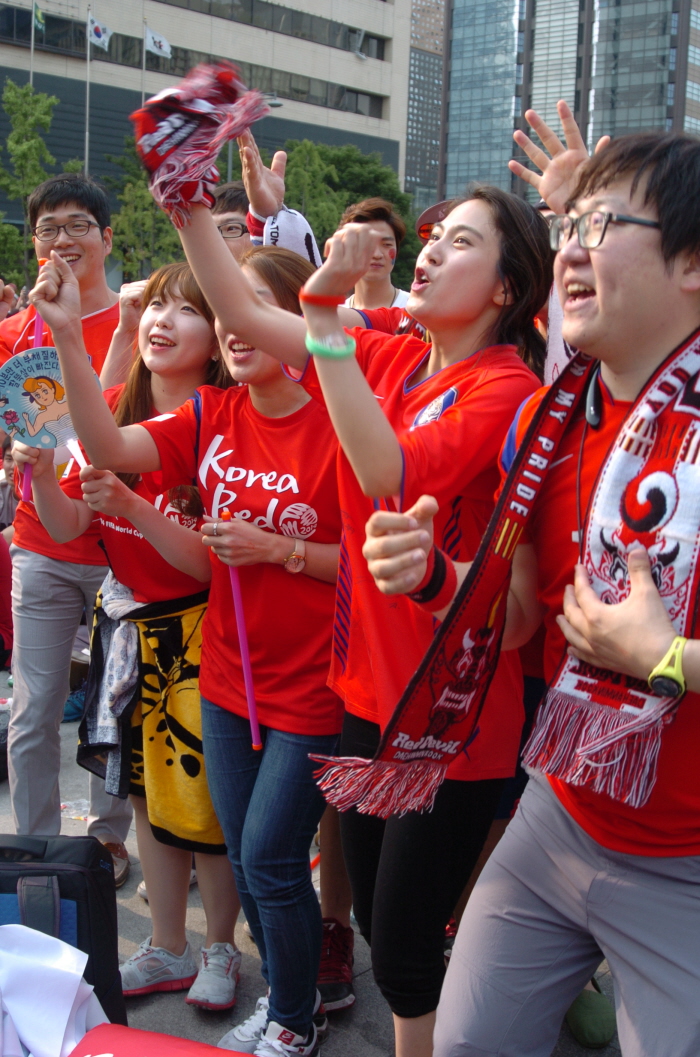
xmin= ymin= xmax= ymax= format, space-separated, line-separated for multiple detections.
xmin=238 ymin=129 xmax=286 ymax=219
xmin=28 ymin=252 xmax=82 ymax=336
xmin=509 ymin=100 xmax=610 ymax=215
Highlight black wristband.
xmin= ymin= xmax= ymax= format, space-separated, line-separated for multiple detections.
xmin=408 ymin=546 xmax=446 ymax=604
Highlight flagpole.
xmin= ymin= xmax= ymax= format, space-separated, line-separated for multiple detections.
xmin=29 ymin=1 xmax=35 ymax=86
xmin=142 ymin=18 xmax=147 ymax=106
xmin=85 ymin=4 xmax=91 ymax=174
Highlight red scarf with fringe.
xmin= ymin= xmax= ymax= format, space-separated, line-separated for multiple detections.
xmin=314 ymin=331 xmax=700 ymax=817
xmin=130 ymin=62 xmax=269 ymax=227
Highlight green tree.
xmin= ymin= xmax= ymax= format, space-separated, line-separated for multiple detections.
xmin=282 ymin=140 xmax=422 ymax=289
xmin=0 ymin=214 xmax=24 ymax=288
xmin=106 ymin=138 xmax=183 ymax=281
xmin=0 ymin=78 xmax=58 ymax=286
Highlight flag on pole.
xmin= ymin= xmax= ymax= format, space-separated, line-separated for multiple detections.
xmin=88 ymin=16 xmax=111 ymax=52
xmin=34 ymin=3 xmax=45 ymax=33
xmin=145 ymin=26 xmax=172 ymax=60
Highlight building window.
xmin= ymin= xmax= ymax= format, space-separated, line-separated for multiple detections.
xmin=154 ymin=0 xmax=386 ymax=59
xmin=0 ymin=3 xmax=385 ymax=117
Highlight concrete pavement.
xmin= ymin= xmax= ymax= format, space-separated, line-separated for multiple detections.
xmin=0 ymin=690 xmax=619 ymax=1056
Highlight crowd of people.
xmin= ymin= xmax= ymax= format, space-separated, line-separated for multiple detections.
xmin=1 ymin=91 xmax=698 ymax=1057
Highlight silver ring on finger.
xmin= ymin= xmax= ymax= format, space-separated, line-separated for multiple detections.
xmin=213 ymin=521 xmax=220 ymax=537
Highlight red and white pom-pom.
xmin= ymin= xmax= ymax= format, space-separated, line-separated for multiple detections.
xmin=131 ymin=62 xmax=269 ymax=227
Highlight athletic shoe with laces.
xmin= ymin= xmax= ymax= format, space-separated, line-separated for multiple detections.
xmin=186 ymin=942 xmax=242 ymax=1010
xmin=120 ymin=936 xmax=198 ymax=996
xmin=254 ymin=1021 xmax=319 ymax=1057
xmin=317 ymin=918 xmax=355 ymax=1011
xmin=218 ymin=991 xmax=327 ymax=1052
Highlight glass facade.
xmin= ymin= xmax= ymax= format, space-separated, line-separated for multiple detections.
xmin=530 ymin=0 xmax=578 ymax=130
xmin=405 ymin=47 xmax=443 ymax=207
xmin=588 ymin=0 xmax=673 ymax=146
xmin=443 ymin=0 xmax=520 ymax=196
xmin=0 ymin=3 xmax=384 ymax=117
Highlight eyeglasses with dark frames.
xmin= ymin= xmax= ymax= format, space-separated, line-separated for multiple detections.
xmin=217 ymin=221 xmax=249 ymax=240
xmin=32 ymin=220 xmax=100 ymax=241
xmin=549 ymin=210 xmax=661 ymax=252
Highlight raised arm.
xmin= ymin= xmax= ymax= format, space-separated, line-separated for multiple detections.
xmin=100 ymin=280 xmax=147 ymax=390
xmin=176 ymin=206 xmax=365 ymax=370
xmin=12 ymin=442 xmax=92 ymax=543
xmin=509 ymin=100 xmax=610 ymax=214
xmin=79 ymin=467 xmax=211 ymax=582
xmin=300 ymin=224 xmax=404 ymax=496
xmin=28 ymin=254 xmax=160 ymax=474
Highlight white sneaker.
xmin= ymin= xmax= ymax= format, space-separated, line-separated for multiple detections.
xmin=219 ymin=994 xmax=270 ymax=1051
xmin=138 ymin=868 xmax=197 ymax=902
xmin=120 ymin=937 xmax=198 ymax=996
xmin=254 ymin=1021 xmax=319 ymax=1057
xmin=186 ymin=943 xmax=242 ymax=1011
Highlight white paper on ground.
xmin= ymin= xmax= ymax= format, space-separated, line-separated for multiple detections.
xmin=0 ymin=925 xmax=108 ymax=1057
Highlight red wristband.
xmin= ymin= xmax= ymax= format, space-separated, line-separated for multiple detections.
xmin=246 ymin=210 xmax=265 ymax=239
xmin=423 ymin=555 xmax=458 ymax=613
xmin=298 ymin=288 xmax=346 ymax=307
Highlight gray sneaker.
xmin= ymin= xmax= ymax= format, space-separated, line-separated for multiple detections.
xmin=218 ymin=994 xmax=270 ymax=1051
xmin=120 ymin=937 xmax=198 ymax=996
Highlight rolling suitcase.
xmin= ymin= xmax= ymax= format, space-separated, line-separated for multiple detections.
xmin=0 ymin=833 xmax=127 ymax=1025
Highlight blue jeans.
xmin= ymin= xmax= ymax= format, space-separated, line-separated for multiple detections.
xmin=201 ymin=698 xmax=338 ymax=1037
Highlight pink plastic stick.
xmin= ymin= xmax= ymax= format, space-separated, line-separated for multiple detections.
xmin=227 ymin=565 xmax=263 ymax=750
xmin=21 ymin=309 xmax=46 ymax=501
xmin=221 ymin=510 xmax=262 ymax=750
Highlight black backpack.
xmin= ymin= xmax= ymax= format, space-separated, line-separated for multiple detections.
xmin=0 ymin=834 xmax=127 ymax=1025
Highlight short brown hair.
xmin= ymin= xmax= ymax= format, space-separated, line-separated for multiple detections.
xmin=239 ymin=246 xmax=316 ymax=314
xmin=338 ymin=197 xmax=406 ymax=247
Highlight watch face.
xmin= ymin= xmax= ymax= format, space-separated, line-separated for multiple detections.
xmin=284 ymin=555 xmax=306 ymax=574
xmin=649 ymin=675 xmax=683 ymax=699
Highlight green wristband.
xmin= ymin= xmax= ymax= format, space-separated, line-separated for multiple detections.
xmin=304 ymin=332 xmax=357 ymax=360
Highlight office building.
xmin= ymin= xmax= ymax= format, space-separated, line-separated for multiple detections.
xmin=405 ymin=0 xmax=443 ymax=210
xmin=441 ymin=0 xmax=698 ymax=200
xmin=0 ymin=0 xmax=411 ymax=222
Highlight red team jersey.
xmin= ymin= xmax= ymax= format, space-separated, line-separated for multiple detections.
xmin=5 ymin=303 xmax=120 ymax=566
xmin=291 ymin=329 xmax=539 ymax=781
xmin=502 ymin=383 xmax=700 ymax=855
xmin=60 ymin=386 xmax=206 ymax=605
xmin=141 ymin=385 xmax=344 ymax=737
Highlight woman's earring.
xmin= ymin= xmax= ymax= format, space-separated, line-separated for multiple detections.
xmin=211 ymin=353 xmax=220 ymax=362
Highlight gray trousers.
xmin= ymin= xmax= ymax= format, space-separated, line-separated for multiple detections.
xmin=435 ymin=772 xmax=700 ymax=1057
xmin=8 ymin=546 xmax=132 ymax=841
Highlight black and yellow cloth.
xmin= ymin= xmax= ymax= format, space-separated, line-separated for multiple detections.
xmin=78 ymin=587 xmax=226 ymax=854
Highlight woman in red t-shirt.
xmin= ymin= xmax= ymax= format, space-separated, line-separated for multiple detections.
xmin=165 ymin=190 xmax=552 ymax=1057
xmin=27 ymin=247 xmax=343 ymax=1057
xmin=14 ymin=262 xmax=245 ymax=1011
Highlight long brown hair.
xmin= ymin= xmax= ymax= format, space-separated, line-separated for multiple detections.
xmin=446 ymin=186 xmax=553 ymax=380
xmin=113 ymin=262 xmax=233 ymax=513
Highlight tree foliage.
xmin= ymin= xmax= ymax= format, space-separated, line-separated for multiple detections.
xmin=106 ymin=138 xmax=182 ymax=281
xmin=0 ymin=78 xmax=58 ymax=286
xmin=0 ymin=214 xmax=24 ymax=288
xmin=282 ymin=140 xmax=422 ymax=289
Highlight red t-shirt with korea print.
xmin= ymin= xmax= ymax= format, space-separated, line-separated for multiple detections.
xmin=60 ymin=385 xmax=206 ymax=605
xmin=8 ymin=302 xmax=119 ymax=566
xmin=141 ymin=384 xmax=344 ymax=737
xmin=290 ymin=329 xmax=539 ymax=781
xmin=501 ymin=383 xmax=700 ymax=855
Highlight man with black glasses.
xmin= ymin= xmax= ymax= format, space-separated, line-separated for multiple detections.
xmin=2 ymin=174 xmax=132 ymax=885
xmin=363 ymin=129 xmax=700 ymax=1056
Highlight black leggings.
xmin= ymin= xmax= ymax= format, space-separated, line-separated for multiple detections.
xmin=338 ymin=712 xmax=504 ymax=1018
